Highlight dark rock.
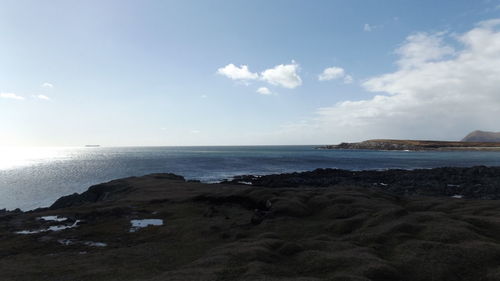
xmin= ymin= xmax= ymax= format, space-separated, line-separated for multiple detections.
xmin=251 ymin=209 xmax=267 ymax=225
xmin=278 ymin=242 xmax=304 ymax=255
xmin=224 ymin=166 xmax=500 ymax=200
xmin=50 ymin=179 xmax=134 ymax=209
xmin=148 ymin=173 xmax=185 ymax=181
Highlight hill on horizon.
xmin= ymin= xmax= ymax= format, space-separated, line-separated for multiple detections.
xmin=461 ymin=130 xmax=500 ymax=142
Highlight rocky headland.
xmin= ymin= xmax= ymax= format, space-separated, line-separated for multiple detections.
xmin=319 ymin=139 xmax=500 ymax=151
xmin=3 ymin=167 xmax=500 ymax=280
xmin=461 ymin=130 xmax=500 ymax=142
xmin=319 ymin=130 xmax=500 ymax=151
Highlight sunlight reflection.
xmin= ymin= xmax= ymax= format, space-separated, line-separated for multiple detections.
xmin=0 ymin=147 xmax=80 ymax=170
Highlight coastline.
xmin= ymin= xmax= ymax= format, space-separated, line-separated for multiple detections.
xmin=3 ymin=166 xmax=500 ymax=280
xmin=318 ymin=139 xmax=500 ymax=151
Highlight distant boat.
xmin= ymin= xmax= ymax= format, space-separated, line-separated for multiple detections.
xmin=85 ymin=145 xmax=101 ymax=147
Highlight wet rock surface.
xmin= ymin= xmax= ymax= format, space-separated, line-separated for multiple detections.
xmin=3 ymin=170 xmax=500 ymax=280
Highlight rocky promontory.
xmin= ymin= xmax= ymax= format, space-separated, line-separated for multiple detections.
xmin=4 ymin=167 xmax=500 ymax=280
xmin=462 ymin=130 xmax=500 ymax=142
xmin=319 ymin=139 xmax=500 ymax=151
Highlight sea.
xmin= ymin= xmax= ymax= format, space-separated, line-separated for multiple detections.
xmin=2 ymin=145 xmax=500 ymax=211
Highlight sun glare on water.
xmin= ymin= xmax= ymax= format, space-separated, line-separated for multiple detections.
xmin=0 ymin=147 xmax=78 ymax=170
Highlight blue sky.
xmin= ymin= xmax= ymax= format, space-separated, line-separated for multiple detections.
xmin=1 ymin=0 xmax=500 ymax=146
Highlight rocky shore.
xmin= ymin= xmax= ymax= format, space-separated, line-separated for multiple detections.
xmin=3 ymin=167 xmax=500 ymax=280
xmin=225 ymin=166 xmax=500 ymax=199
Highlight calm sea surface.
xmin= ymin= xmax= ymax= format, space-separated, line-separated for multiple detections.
xmin=2 ymin=146 xmax=500 ymax=210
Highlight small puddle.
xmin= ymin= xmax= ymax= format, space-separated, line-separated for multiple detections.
xmin=84 ymin=241 xmax=107 ymax=247
xmin=237 ymin=181 xmax=252 ymax=185
xmin=58 ymin=239 xmax=107 ymax=247
xmin=38 ymin=216 xmax=67 ymax=222
xmin=16 ymin=220 xmax=80 ymax=234
xmin=130 ymin=219 xmax=163 ymax=232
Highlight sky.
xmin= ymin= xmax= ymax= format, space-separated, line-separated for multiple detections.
xmin=1 ymin=0 xmax=500 ymax=146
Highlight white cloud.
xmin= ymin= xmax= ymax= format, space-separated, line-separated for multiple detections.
xmin=0 ymin=93 xmax=24 ymax=100
xmin=363 ymin=23 xmax=373 ymax=32
xmin=318 ymin=67 xmax=353 ymax=84
xmin=201 ymin=94 xmax=208 ymax=98
xmin=284 ymin=19 xmax=500 ymax=143
xmin=260 ymin=61 xmax=302 ymax=89
xmin=41 ymin=82 xmax=54 ymax=88
xmin=217 ymin=64 xmax=258 ymax=81
xmin=318 ymin=67 xmax=344 ymax=80
xmin=190 ymin=130 xmax=200 ymax=134
xmin=35 ymin=94 xmax=50 ymax=100
xmin=256 ymin=87 xmax=272 ymax=95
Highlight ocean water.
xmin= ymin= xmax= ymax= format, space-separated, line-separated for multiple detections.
xmin=2 ymin=146 xmax=500 ymax=210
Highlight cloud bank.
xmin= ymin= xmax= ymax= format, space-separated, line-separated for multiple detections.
xmin=291 ymin=19 xmax=500 ymax=143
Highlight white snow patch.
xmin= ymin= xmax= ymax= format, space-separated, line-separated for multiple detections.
xmin=451 ymin=195 xmax=464 ymax=199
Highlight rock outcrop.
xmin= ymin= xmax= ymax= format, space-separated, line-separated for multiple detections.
xmin=225 ymin=166 xmax=500 ymax=199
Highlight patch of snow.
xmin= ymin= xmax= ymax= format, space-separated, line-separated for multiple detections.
xmin=451 ymin=195 xmax=464 ymax=199
xmin=130 ymin=219 xmax=163 ymax=232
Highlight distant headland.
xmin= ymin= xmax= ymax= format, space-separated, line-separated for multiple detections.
xmin=319 ymin=130 xmax=500 ymax=151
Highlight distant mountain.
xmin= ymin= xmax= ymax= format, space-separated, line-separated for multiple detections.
xmin=461 ymin=130 xmax=500 ymax=142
